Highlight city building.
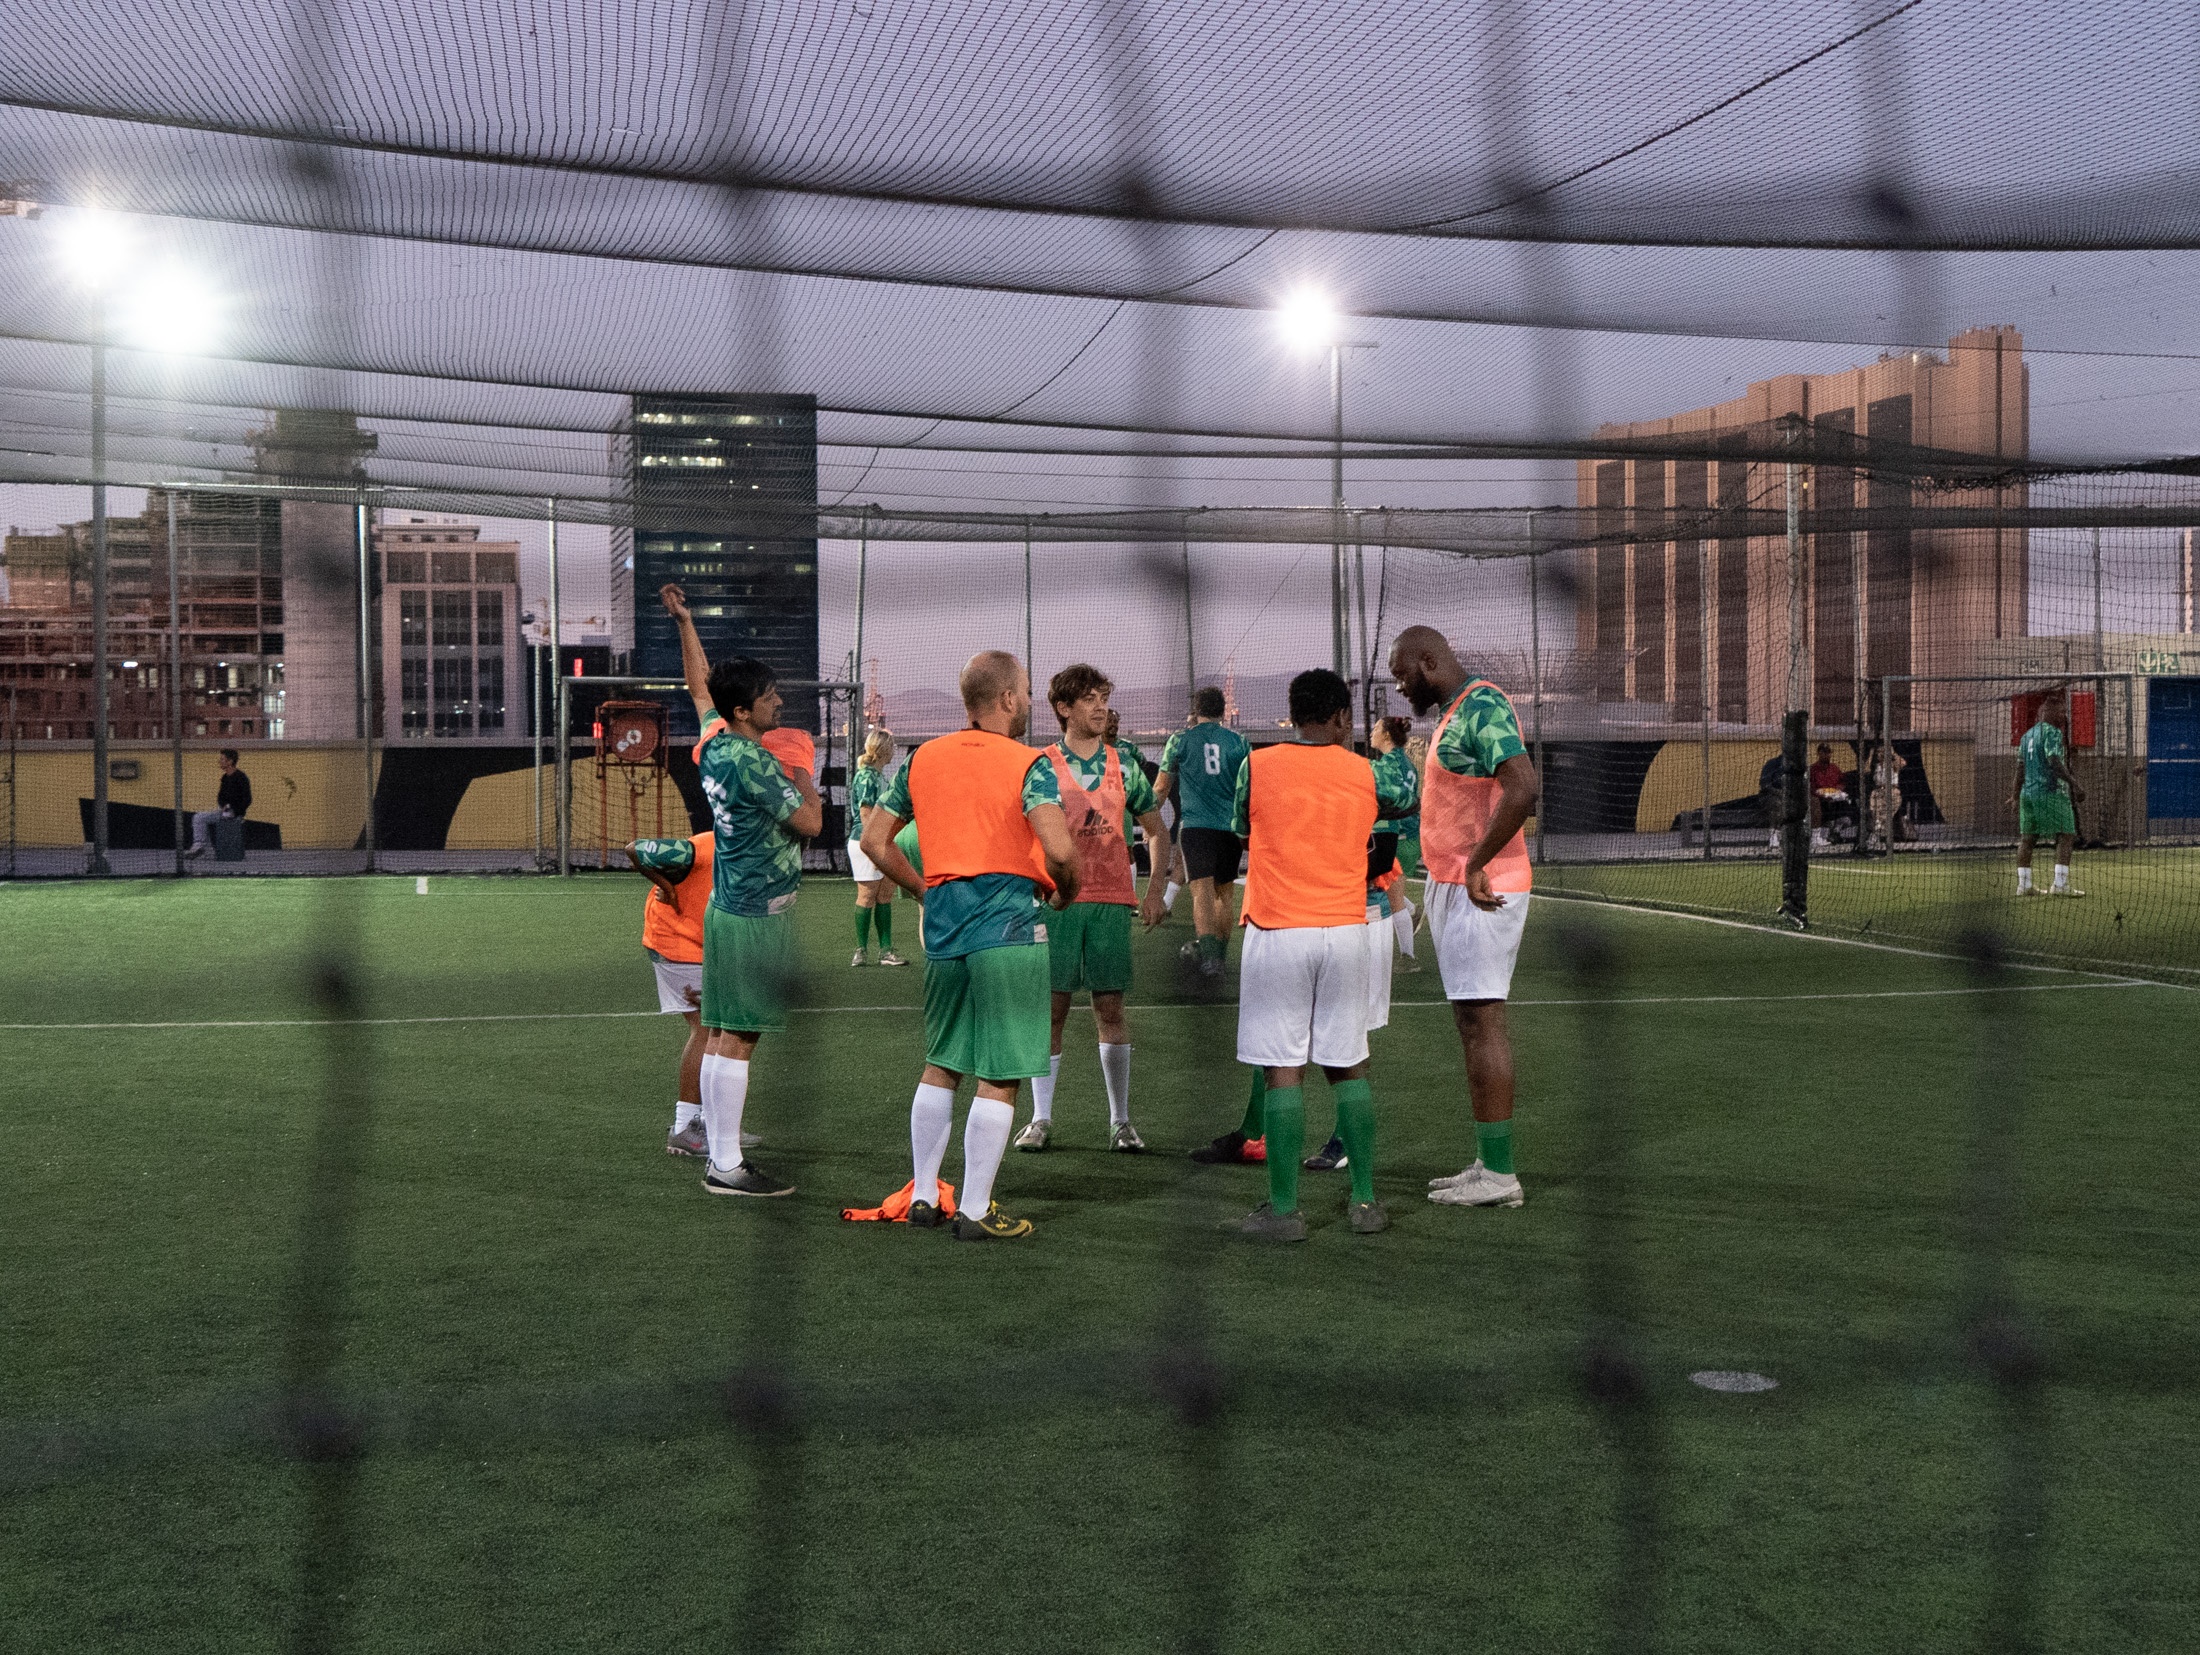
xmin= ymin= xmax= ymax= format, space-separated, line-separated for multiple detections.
xmin=252 ymin=410 xmax=379 ymax=740
xmin=0 ymin=489 xmax=284 ymax=741
xmin=1574 ymin=326 xmax=2029 ymax=732
xmin=622 ymin=392 xmax=819 ymax=731
xmin=375 ymin=514 xmax=524 ymax=740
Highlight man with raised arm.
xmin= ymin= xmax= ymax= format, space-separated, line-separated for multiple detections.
xmin=661 ymin=583 xmax=824 ymax=1199
xmin=860 ymin=651 xmax=1081 ymax=1241
xmin=1388 ymin=624 xmax=1541 ymax=1210
xmin=1015 ymin=664 xmax=1169 ymax=1154
xmin=1156 ymin=686 xmax=1253 ymax=978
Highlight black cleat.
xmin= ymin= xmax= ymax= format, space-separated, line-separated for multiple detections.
xmin=1190 ymin=1130 xmax=1266 ymax=1165
xmin=1237 ymin=1201 xmax=1308 ymax=1243
xmin=702 ymin=1162 xmax=794 ymax=1198
xmin=906 ymin=1198 xmax=949 ymax=1228
xmin=1302 ymin=1134 xmax=1348 ymax=1172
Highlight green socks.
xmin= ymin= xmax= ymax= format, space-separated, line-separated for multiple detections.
xmin=873 ymin=902 xmax=893 ymax=950
xmin=854 ymin=907 xmax=873 ymax=949
xmin=1238 ymin=1066 xmax=1268 ymax=1138
xmin=1333 ymin=1078 xmax=1376 ymax=1205
xmin=1198 ymin=934 xmax=1226 ymax=965
xmin=1477 ymin=1117 xmax=1515 ymax=1176
xmin=1263 ymin=1085 xmax=1305 ymax=1213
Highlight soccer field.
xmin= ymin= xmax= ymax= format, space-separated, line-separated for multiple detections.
xmin=4 ymin=875 xmax=2196 ymax=1653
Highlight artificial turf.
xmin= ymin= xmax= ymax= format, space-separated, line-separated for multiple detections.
xmin=2 ymin=873 xmax=2195 ymax=1653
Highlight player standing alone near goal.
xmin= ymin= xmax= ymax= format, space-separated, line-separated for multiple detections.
xmin=1388 ymin=625 xmax=1540 ymax=1210
xmin=1232 ymin=668 xmax=1418 ymax=1241
xmin=1015 ymin=664 xmax=1169 ymax=1153
xmin=1156 ymin=687 xmax=1252 ymax=978
xmin=2013 ymin=684 xmax=2086 ymax=898
xmin=847 ymin=729 xmax=909 ymax=965
xmin=663 ymin=583 xmax=824 ymax=1198
xmin=861 ymin=651 xmax=1081 ymax=1240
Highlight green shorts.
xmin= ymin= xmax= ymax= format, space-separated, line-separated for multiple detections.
xmin=1396 ymin=833 xmax=1423 ymax=881
xmin=924 ymin=941 xmax=1052 ymax=1082
xmin=2018 ymin=793 xmax=2077 ymax=839
xmin=1048 ymin=900 xmax=1134 ymax=995
xmin=700 ymin=904 xmax=796 ymax=1033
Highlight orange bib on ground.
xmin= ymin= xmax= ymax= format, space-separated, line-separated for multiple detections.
xmin=840 ymin=1178 xmax=959 ymax=1222
xmin=906 ymin=729 xmax=1054 ymax=892
xmin=1241 ymin=743 xmax=1380 ymax=929
xmin=641 ymin=833 xmax=713 ymax=964
xmin=1045 ymin=742 xmax=1135 ymax=906
xmin=1420 ymin=681 xmax=1533 ymax=894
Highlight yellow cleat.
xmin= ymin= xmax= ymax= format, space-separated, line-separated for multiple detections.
xmin=953 ymin=1201 xmax=1035 ymax=1241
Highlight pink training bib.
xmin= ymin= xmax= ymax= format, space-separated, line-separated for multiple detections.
xmin=1045 ymin=742 xmax=1137 ymax=906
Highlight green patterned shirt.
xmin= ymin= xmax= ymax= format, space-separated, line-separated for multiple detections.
xmin=630 ymin=837 xmax=697 ymax=876
xmin=1160 ymin=720 xmax=1252 ymax=831
xmin=1372 ymin=747 xmax=1421 ymax=832
xmin=2018 ymin=721 xmax=2069 ymax=798
xmin=848 ymin=762 xmax=887 ymax=815
xmin=878 ymin=742 xmax=1062 ymax=958
xmin=1433 ymin=680 xmax=1527 ymax=777
xmin=697 ymin=730 xmax=805 ymax=916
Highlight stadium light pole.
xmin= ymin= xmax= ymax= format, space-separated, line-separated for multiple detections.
xmin=1278 ymin=292 xmax=1377 ymax=681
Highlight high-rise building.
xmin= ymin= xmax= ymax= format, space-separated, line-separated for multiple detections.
xmin=625 ymin=393 xmax=818 ymax=731
xmin=375 ymin=514 xmax=524 ymax=741
xmin=1575 ymin=327 xmax=2028 ymax=732
xmin=252 ymin=410 xmax=379 ymax=740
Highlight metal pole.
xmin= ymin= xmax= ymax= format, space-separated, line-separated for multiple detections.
xmin=1528 ymin=524 xmax=1546 ymax=866
xmin=1330 ymin=342 xmax=1347 ymax=679
xmin=1180 ymin=535 xmax=1197 ymax=708
xmin=2182 ymin=528 xmax=2194 ymax=635
xmin=2124 ymin=671 xmax=2138 ymax=847
xmin=168 ymin=490 xmax=184 ymax=875
xmin=2090 ymin=526 xmax=2105 ymax=672
xmin=550 ymin=497 xmax=569 ymax=875
xmin=1023 ymin=519 xmax=1036 ymax=744
xmin=531 ymin=639 xmax=543 ymax=866
xmin=852 ymin=507 xmax=871 ymax=747
xmin=1781 ymin=421 xmax=1808 ymax=925
xmin=356 ymin=495 xmax=376 ymax=872
xmin=1699 ymin=538 xmax=1713 ymax=862
xmin=1352 ymin=519 xmax=1373 ymax=743
xmin=88 ymin=329 xmax=111 ymax=875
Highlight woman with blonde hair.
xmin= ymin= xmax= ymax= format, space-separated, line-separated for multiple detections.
xmin=847 ymin=728 xmax=907 ymax=966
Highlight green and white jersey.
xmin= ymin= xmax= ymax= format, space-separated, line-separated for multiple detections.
xmin=1057 ymin=739 xmax=1159 ymax=817
xmin=1433 ymin=680 xmax=1527 ymax=777
xmin=697 ymin=729 xmax=805 ymax=916
xmin=1160 ymin=719 xmax=1252 ymax=831
xmin=1371 ymin=747 xmax=1420 ymax=832
xmin=2018 ymin=720 xmax=2069 ymax=798
xmin=878 ymin=746 xmax=1063 ymax=958
xmin=848 ymin=762 xmax=887 ymax=816
xmin=630 ymin=837 xmax=697 ymax=875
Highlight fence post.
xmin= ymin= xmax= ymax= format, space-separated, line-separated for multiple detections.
xmin=1781 ymin=416 xmax=1808 ymax=927
xmin=1180 ymin=534 xmax=1196 ymax=709
xmin=1528 ymin=516 xmax=1546 ymax=866
xmin=355 ymin=493 xmax=377 ymax=873
xmin=1023 ymin=520 xmax=1036 ymax=745
xmin=852 ymin=507 xmax=871 ymax=748
xmin=168 ymin=489 xmax=185 ymax=876
xmin=550 ymin=498 xmax=570 ymax=876
xmin=1699 ymin=538 xmax=1713 ymax=861
xmin=88 ymin=330 xmax=112 ymax=876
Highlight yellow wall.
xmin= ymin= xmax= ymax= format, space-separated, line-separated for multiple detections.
xmin=0 ymin=745 xmax=377 ymax=848
xmin=1634 ymin=739 xmax=1783 ymax=833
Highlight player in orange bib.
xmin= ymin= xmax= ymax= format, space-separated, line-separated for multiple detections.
xmin=623 ymin=831 xmax=754 ymax=1163
xmin=1012 ymin=664 xmax=1169 ymax=1153
xmin=1228 ymin=668 xmax=1418 ymax=1242
xmin=1388 ymin=624 xmax=1541 ymax=1210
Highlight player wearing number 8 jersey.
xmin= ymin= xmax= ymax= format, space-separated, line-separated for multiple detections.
xmin=1389 ymin=625 xmax=1541 ymax=1210
xmin=1157 ymin=689 xmax=1252 ymax=977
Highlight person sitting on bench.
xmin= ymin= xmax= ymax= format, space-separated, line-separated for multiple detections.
xmin=185 ymin=749 xmax=252 ymax=859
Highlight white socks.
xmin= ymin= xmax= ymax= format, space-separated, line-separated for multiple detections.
xmin=1391 ymin=898 xmax=1416 ymax=959
xmin=699 ymin=1055 xmax=750 ymax=1174
xmin=1162 ymin=881 xmax=1181 ymax=912
xmin=2052 ymin=862 xmax=2070 ymax=890
xmin=2017 ymin=866 xmax=2034 ymax=892
xmin=960 ymin=1096 xmax=1016 ymax=1215
xmin=1098 ymin=1042 xmax=1132 ymax=1126
xmin=910 ymin=1082 xmax=955 ymax=1204
xmin=1031 ymin=1053 xmax=1062 ymax=1122
xmin=673 ymin=1100 xmax=701 ymax=1131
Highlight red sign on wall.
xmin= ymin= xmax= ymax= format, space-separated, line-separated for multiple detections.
xmin=2011 ymin=689 xmax=2096 ymax=748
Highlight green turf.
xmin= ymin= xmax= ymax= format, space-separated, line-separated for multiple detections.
xmin=2 ymin=875 xmax=2196 ymax=1652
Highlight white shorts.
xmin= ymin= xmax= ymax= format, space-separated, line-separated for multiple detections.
xmin=1365 ymin=902 xmax=1393 ymax=1032
xmin=847 ymin=837 xmax=882 ymax=883
xmin=1236 ymin=921 xmax=1372 ymax=1069
xmin=651 ymin=955 xmax=704 ymax=1015
xmin=1426 ymin=884 xmax=1530 ymax=1002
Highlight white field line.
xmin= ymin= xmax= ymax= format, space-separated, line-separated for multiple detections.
xmin=0 ymin=979 xmax=2164 ymax=1033
xmin=1537 ymin=890 xmax=2200 ymax=988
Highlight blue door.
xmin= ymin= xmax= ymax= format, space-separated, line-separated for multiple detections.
xmin=2148 ymin=677 xmax=2200 ymax=818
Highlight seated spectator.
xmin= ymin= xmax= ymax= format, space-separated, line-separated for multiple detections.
xmin=1808 ymin=743 xmax=1850 ymax=848
xmin=184 ymin=749 xmax=252 ymax=859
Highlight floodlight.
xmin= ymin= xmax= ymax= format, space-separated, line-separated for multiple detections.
xmin=52 ymin=207 xmax=134 ymax=289
xmin=112 ymin=267 xmax=223 ymax=356
xmin=1276 ymin=289 xmax=1338 ymax=355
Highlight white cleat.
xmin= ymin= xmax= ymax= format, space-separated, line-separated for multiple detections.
xmin=1429 ymin=1165 xmax=1525 ymax=1208
xmin=2046 ymin=885 xmax=2085 ymax=899
xmin=851 ymin=948 xmax=870 ymax=967
xmin=1428 ymin=1160 xmax=1484 ymax=1190
xmin=1014 ymin=1117 xmax=1052 ymax=1152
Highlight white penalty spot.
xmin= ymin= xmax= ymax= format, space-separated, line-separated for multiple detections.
xmin=1690 ymin=1370 xmax=1777 ymax=1394
xmin=415 ymin=876 xmax=429 ymax=895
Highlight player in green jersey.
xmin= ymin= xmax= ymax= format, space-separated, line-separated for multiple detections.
xmin=1371 ymin=715 xmax=1424 ymax=971
xmin=846 ymin=728 xmax=908 ymax=966
xmin=1156 ymin=687 xmax=1253 ymax=977
xmin=663 ymin=583 xmax=823 ymax=1199
xmin=2012 ymin=685 xmax=2085 ymax=897
xmin=1015 ymin=665 xmax=1169 ymax=1153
